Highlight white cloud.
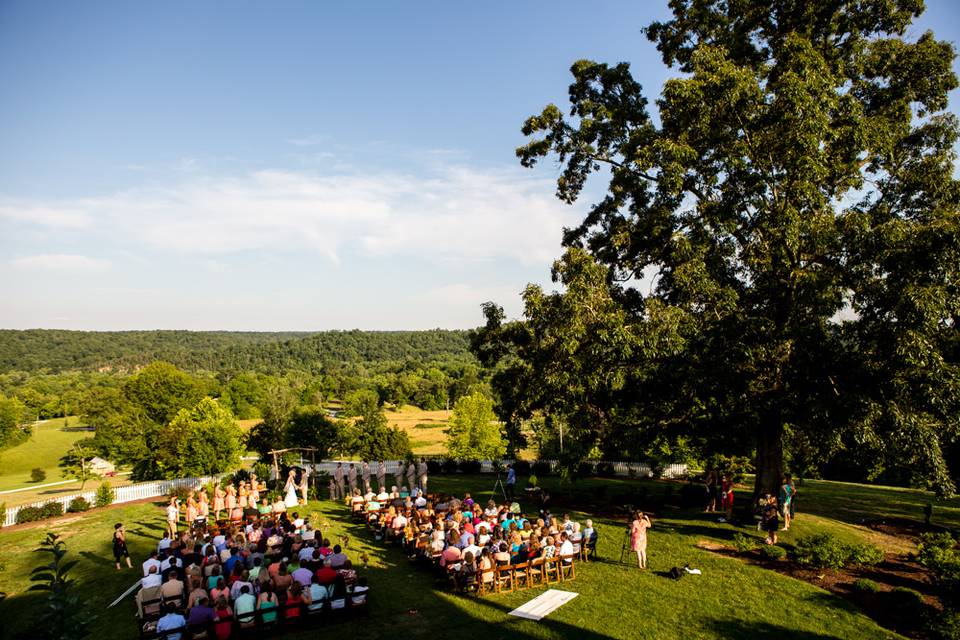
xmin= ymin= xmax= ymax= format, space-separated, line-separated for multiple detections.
xmin=0 ymin=203 xmax=91 ymax=228
xmin=11 ymin=254 xmax=110 ymax=272
xmin=19 ymin=164 xmax=580 ymax=267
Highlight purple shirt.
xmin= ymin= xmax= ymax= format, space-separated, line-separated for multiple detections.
xmin=187 ymin=604 xmax=215 ymax=626
xmin=292 ymin=567 xmax=313 ymax=587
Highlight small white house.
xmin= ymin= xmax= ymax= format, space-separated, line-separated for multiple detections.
xmin=88 ymin=456 xmax=116 ymax=476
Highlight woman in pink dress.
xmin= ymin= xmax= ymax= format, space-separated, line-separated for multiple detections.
xmin=249 ymin=475 xmax=260 ymax=505
xmin=238 ymin=482 xmax=249 ymax=509
xmin=213 ymin=485 xmax=225 ymax=521
xmin=226 ymin=485 xmax=237 ymax=512
xmin=198 ymin=490 xmax=210 ymax=520
xmin=721 ymin=474 xmax=735 ymax=519
xmin=630 ymin=511 xmax=652 ymax=569
xmin=185 ymin=494 xmax=199 ymax=525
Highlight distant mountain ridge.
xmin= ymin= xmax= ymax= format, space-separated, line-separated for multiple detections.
xmin=0 ymin=329 xmax=475 ymax=374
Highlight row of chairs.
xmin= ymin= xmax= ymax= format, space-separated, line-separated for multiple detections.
xmin=451 ymin=554 xmax=577 ymax=595
xmin=139 ymin=588 xmax=367 ymax=638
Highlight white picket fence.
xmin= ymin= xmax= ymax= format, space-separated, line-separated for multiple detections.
xmin=3 ymin=474 xmax=224 ymax=528
xmin=312 ymin=459 xmax=687 ymax=479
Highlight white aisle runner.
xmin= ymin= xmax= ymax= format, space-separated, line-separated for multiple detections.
xmin=508 ymin=589 xmax=579 ymax=621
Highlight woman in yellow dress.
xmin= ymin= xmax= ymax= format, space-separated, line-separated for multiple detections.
xmin=226 ymin=484 xmax=237 ymax=513
xmin=238 ymin=482 xmax=249 ymax=509
xmin=213 ymin=485 xmax=225 ymax=520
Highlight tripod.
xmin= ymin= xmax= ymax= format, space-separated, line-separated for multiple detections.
xmin=491 ymin=472 xmax=508 ymax=502
xmin=618 ymin=527 xmax=632 ymax=565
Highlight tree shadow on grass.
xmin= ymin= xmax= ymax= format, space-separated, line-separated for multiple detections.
xmin=80 ymin=549 xmax=115 ymax=568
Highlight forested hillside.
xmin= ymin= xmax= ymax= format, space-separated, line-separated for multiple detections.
xmin=0 ymin=329 xmax=474 ymax=374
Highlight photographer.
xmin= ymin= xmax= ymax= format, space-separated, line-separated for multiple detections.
xmin=630 ymin=511 xmax=652 ymax=569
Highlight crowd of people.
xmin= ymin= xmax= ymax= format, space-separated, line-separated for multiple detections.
xmin=347 ymin=484 xmax=595 ymax=593
xmin=129 ymin=492 xmax=368 ymax=639
xmin=702 ymin=471 xmax=798 ymax=545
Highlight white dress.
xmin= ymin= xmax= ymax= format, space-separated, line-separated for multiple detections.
xmin=284 ymin=477 xmax=299 ymax=507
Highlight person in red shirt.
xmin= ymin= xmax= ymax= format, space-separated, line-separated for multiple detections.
xmin=315 ymin=558 xmax=338 ymax=585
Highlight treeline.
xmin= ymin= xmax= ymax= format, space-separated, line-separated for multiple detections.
xmin=0 ymin=329 xmax=474 ymax=374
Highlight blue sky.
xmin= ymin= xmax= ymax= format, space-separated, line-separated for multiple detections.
xmin=1 ymin=1 xmax=958 ymax=330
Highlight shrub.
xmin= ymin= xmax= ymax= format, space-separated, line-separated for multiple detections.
xmin=171 ymin=485 xmax=192 ymax=502
xmin=426 ymin=459 xmax=443 ymax=475
xmin=459 ymin=460 xmax=482 ymax=474
xmin=16 ymin=501 xmax=64 ymax=524
xmin=95 ymin=481 xmax=115 ymax=508
xmin=887 ymin=587 xmax=927 ymax=620
xmin=441 ymin=458 xmax=458 ymax=474
xmin=577 ymin=461 xmax=595 ymax=477
xmin=917 ymin=532 xmax=960 ymax=608
xmin=852 ymin=578 xmax=880 ymax=593
xmin=761 ymin=545 xmax=787 ymax=561
xmin=66 ymin=496 xmax=90 ymax=513
xmin=848 ymin=543 xmax=885 ymax=566
xmin=532 ymin=461 xmax=552 ymax=477
xmin=231 ymin=469 xmax=251 ymax=484
xmin=30 ymin=468 xmax=46 ymax=483
xmin=732 ymin=533 xmax=759 ymax=553
xmin=512 ymin=460 xmax=531 ymax=476
xmin=794 ymin=533 xmax=850 ymax=569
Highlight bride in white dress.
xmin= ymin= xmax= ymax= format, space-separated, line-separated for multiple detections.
xmin=283 ymin=469 xmax=300 ymax=507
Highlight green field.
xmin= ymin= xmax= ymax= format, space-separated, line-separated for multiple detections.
xmin=1 ymin=474 xmax=953 ymax=639
xmin=0 ymin=417 xmax=93 ymax=492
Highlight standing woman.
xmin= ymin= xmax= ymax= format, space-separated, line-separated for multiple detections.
xmin=721 ymin=474 xmax=735 ymax=520
xmin=630 ymin=511 xmax=652 ymax=569
xmin=198 ymin=489 xmax=210 ymax=522
xmin=238 ymin=481 xmax=249 ymax=509
xmin=185 ymin=493 xmax=199 ymax=526
xmin=779 ymin=475 xmax=795 ymax=531
xmin=213 ymin=484 xmax=226 ymax=521
xmin=249 ymin=473 xmax=260 ymax=505
xmin=704 ymin=470 xmax=717 ymax=513
xmin=166 ymin=496 xmax=180 ymax=538
xmin=225 ymin=483 xmax=237 ymax=514
xmin=113 ymin=522 xmax=132 ymax=570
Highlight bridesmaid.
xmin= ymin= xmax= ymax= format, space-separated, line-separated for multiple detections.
xmin=185 ymin=493 xmax=199 ymax=525
xmin=226 ymin=484 xmax=237 ymax=514
xmin=213 ymin=484 xmax=226 ymax=521
xmin=198 ymin=489 xmax=210 ymax=521
xmin=239 ymin=482 xmax=249 ymax=509
xmin=249 ymin=474 xmax=260 ymax=505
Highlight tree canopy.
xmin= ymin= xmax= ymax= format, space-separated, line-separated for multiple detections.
xmin=445 ymin=391 xmax=505 ymax=461
xmin=476 ymin=0 xmax=960 ymax=496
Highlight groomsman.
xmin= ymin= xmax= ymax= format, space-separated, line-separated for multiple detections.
xmin=406 ymin=460 xmax=416 ymax=494
xmin=417 ymin=458 xmax=428 ymax=494
xmin=333 ymin=462 xmax=345 ymax=500
xmin=361 ymin=460 xmax=372 ymax=493
xmin=348 ymin=463 xmax=358 ymax=494
xmin=377 ymin=460 xmax=386 ymax=493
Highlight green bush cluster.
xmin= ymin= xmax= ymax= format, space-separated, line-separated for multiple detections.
xmin=94 ymin=481 xmax=115 ymax=508
xmin=732 ymin=533 xmax=759 ymax=553
xmin=30 ymin=467 xmax=46 ymax=483
xmin=917 ymin=532 xmax=960 ymax=608
xmin=761 ymin=545 xmax=787 ymax=561
xmin=852 ymin=578 xmax=880 ymax=593
xmin=15 ymin=501 xmax=64 ymax=524
xmin=793 ymin=533 xmax=885 ymax=570
xmin=66 ymin=496 xmax=91 ymax=512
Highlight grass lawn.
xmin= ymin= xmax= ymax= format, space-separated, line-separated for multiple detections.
xmin=0 ymin=474 xmax=933 ymax=640
xmin=0 ymin=417 xmax=93 ymax=492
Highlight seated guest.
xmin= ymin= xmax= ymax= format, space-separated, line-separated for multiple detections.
xmin=141 ymin=565 xmax=162 ymax=589
xmin=233 ymin=584 xmax=256 ymax=627
xmin=160 ymin=571 xmax=185 ymax=604
xmin=136 ymin=581 xmax=163 ymax=618
xmin=274 ymin=563 xmax=294 ymax=592
xmin=285 ymin=582 xmax=305 ymax=619
xmin=210 ymin=577 xmax=230 ymax=604
xmin=307 ymin=574 xmax=327 ymax=611
xmin=316 ymin=558 xmax=338 ymax=585
xmin=258 ymin=498 xmax=272 ymax=515
xmin=156 ymin=603 xmax=187 ymax=640
xmin=350 ymin=576 xmax=369 ymax=605
xmin=440 ymin=543 xmax=461 ymax=569
xmin=212 ymin=597 xmax=233 ymax=640
xmin=559 ymin=532 xmax=574 ymax=561
xmin=328 ymin=544 xmax=348 ymax=568
xmin=142 ymin=550 xmax=161 ymax=576
xmin=186 ymin=582 xmax=209 ymax=610
xmin=187 ymin=595 xmax=215 ymax=628
xmin=257 ymin=585 xmax=279 ymax=623
xmin=229 ymin=570 xmax=253 ymax=601
xmin=292 ymin=561 xmax=313 ymax=588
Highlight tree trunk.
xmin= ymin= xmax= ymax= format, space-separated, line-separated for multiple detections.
xmin=753 ymin=420 xmax=783 ymax=503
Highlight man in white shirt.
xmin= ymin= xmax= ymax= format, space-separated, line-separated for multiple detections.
xmin=559 ymin=532 xmax=574 ymax=560
xmin=160 ymin=553 xmax=181 ymax=574
xmin=141 ymin=565 xmax=162 ymax=589
xmin=142 ymin=551 xmax=161 ymax=576
xmin=157 ymin=534 xmax=172 ymax=553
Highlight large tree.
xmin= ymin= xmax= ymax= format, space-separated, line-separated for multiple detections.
xmin=486 ymin=0 xmax=959 ymax=496
xmin=156 ymin=398 xmax=243 ymax=478
xmin=445 ymin=391 xmax=506 ymax=460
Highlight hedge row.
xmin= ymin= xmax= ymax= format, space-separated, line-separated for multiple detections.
xmin=15 ymin=501 xmax=64 ymax=524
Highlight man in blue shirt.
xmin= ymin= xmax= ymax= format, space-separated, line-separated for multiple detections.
xmin=156 ymin=603 xmax=186 ymax=640
xmin=506 ymin=464 xmax=516 ymax=499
